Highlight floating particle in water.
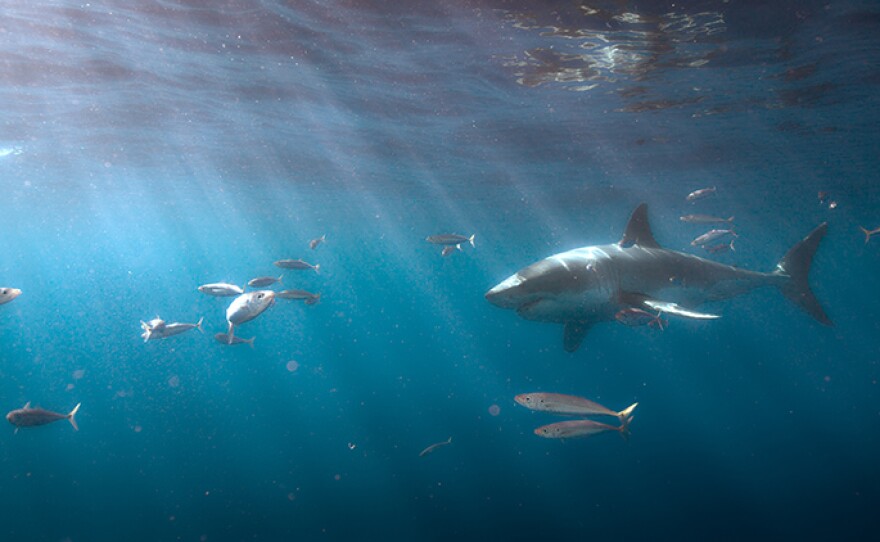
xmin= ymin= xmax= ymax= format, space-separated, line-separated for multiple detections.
xmin=286 ymin=360 xmax=299 ymax=372
xmin=347 ymin=442 xmax=356 ymax=450
xmin=334 ymin=474 xmax=341 ymax=481
xmin=66 ymin=383 xmax=75 ymax=392
xmin=73 ymin=369 xmax=85 ymax=380
xmin=168 ymin=375 xmax=180 ymax=388
xmin=134 ymin=425 xmax=143 ymax=433
xmin=488 ymin=404 xmax=501 ymax=416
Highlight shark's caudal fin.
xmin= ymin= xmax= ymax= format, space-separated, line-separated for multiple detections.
xmin=774 ymin=222 xmax=832 ymax=326
xmin=67 ymin=403 xmax=81 ymax=431
xmin=563 ymin=322 xmax=591 ymax=352
xmin=619 ymin=203 xmax=661 ymax=249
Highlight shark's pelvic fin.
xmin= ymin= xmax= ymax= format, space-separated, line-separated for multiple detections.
xmin=619 ymin=203 xmax=661 ymax=249
xmin=642 ymin=299 xmax=720 ymax=320
xmin=774 ymin=222 xmax=832 ymax=326
xmin=563 ymin=321 xmax=591 ymax=352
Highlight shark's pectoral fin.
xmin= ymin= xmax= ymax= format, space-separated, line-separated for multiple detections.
xmin=642 ymin=300 xmax=720 ymax=320
xmin=563 ymin=321 xmax=591 ymax=352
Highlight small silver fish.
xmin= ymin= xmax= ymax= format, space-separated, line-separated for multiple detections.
xmin=426 ymin=234 xmax=475 ymax=248
xmin=515 ymin=393 xmax=637 ymax=424
xmin=274 ymin=259 xmax=320 ymax=273
xmin=225 ymin=290 xmax=276 ymax=344
xmin=248 ymin=275 xmax=283 ymax=287
xmin=686 ymin=186 xmax=716 ymax=203
xmin=705 ymin=238 xmax=736 ymax=254
xmin=277 ymin=289 xmax=321 ymax=304
xmin=309 ymin=234 xmax=326 ymax=250
xmin=533 ymin=419 xmax=631 ymax=440
xmin=679 ymin=214 xmax=734 ymax=224
xmin=441 ymin=245 xmax=461 ymax=257
xmin=198 ymin=282 xmax=245 ymax=297
xmin=691 ymin=229 xmax=736 ymax=247
xmin=6 ymin=402 xmax=81 ymax=433
xmin=213 ymin=333 xmax=255 ymax=348
xmin=419 ymin=437 xmax=452 ymax=457
xmin=615 ymin=308 xmax=666 ymax=330
xmin=141 ymin=317 xmax=203 ymax=341
xmin=0 ymin=287 xmax=21 ymax=305
xmin=860 ymin=226 xmax=880 ymax=244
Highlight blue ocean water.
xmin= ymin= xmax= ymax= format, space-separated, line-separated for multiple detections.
xmin=1 ymin=0 xmax=879 ymax=540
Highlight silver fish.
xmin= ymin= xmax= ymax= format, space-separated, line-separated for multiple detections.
xmin=679 ymin=214 xmax=734 ymax=224
xmin=0 ymin=287 xmax=21 ymax=305
xmin=277 ymin=289 xmax=321 ymax=304
xmin=419 ymin=437 xmax=452 ymax=457
xmin=141 ymin=317 xmax=203 ymax=341
xmin=309 ymin=234 xmax=326 ymax=250
xmin=860 ymin=226 xmax=880 ymax=244
xmin=274 ymin=259 xmax=320 ymax=273
xmin=691 ymin=229 xmax=736 ymax=247
xmin=515 ymin=393 xmax=637 ymax=424
xmin=198 ymin=282 xmax=244 ymax=297
xmin=441 ymin=245 xmax=461 ymax=257
xmin=225 ymin=290 xmax=275 ymax=344
xmin=6 ymin=402 xmax=81 ymax=433
xmin=533 ymin=419 xmax=630 ymax=440
xmin=426 ymin=234 xmax=475 ymax=247
xmin=686 ymin=186 xmax=716 ymax=202
xmin=213 ymin=333 xmax=255 ymax=348
xmin=248 ymin=275 xmax=283 ymax=287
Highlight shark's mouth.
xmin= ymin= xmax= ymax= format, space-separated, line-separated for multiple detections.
xmin=516 ymin=298 xmax=544 ymax=316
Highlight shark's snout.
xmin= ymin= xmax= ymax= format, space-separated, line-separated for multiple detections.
xmin=485 ymin=273 xmax=525 ymax=309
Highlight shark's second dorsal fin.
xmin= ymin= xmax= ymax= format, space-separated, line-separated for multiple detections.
xmin=619 ymin=203 xmax=660 ymax=249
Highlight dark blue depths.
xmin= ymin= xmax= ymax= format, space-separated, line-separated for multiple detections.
xmin=1 ymin=1 xmax=879 ymax=541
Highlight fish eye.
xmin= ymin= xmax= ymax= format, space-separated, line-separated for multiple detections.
xmin=0 ymin=289 xmax=6 ymax=294
xmin=258 ymin=294 xmax=264 ymax=299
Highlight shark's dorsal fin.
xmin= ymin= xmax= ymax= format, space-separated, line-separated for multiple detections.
xmin=23 ymin=402 xmax=30 ymax=409
xmin=619 ymin=203 xmax=660 ymax=249
xmin=563 ymin=322 xmax=591 ymax=353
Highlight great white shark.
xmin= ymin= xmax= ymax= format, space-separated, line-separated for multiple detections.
xmin=485 ymin=204 xmax=831 ymax=352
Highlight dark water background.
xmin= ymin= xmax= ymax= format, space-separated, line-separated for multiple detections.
xmin=1 ymin=1 xmax=879 ymax=540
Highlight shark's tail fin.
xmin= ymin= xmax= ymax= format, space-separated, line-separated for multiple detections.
xmin=774 ymin=223 xmax=832 ymax=326
xmin=860 ymin=226 xmax=872 ymax=244
xmin=67 ymin=403 xmax=81 ymax=431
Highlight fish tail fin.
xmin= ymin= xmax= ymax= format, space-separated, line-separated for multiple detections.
xmin=314 ymin=264 xmax=320 ymax=274
xmin=196 ymin=317 xmax=204 ymax=332
xmin=227 ymin=322 xmax=235 ymax=344
xmin=468 ymin=234 xmax=475 ymax=248
xmin=727 ymin=216 xmax=735 ymax=223
xmin=68 ymin=403 xmax=81 ymax=431
xmin=446 ymin=436 xmax=453 ymax=444
xmin=247 ymin=336 xmax=256 ymax=349
xmin=278 ymin=274 xmax=284 ymax=284
xmin=730 ymin=238 xmax=736 ymax=252
xmin=860 ymin=226 xmax=871 ymax=244
xmin=617 ymin=403 xmax=638 ymax=426
xmin=619 ymin=416 xmax=634 ymax=441
xmin=774 ymin=223 xmax=832 ymax=326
